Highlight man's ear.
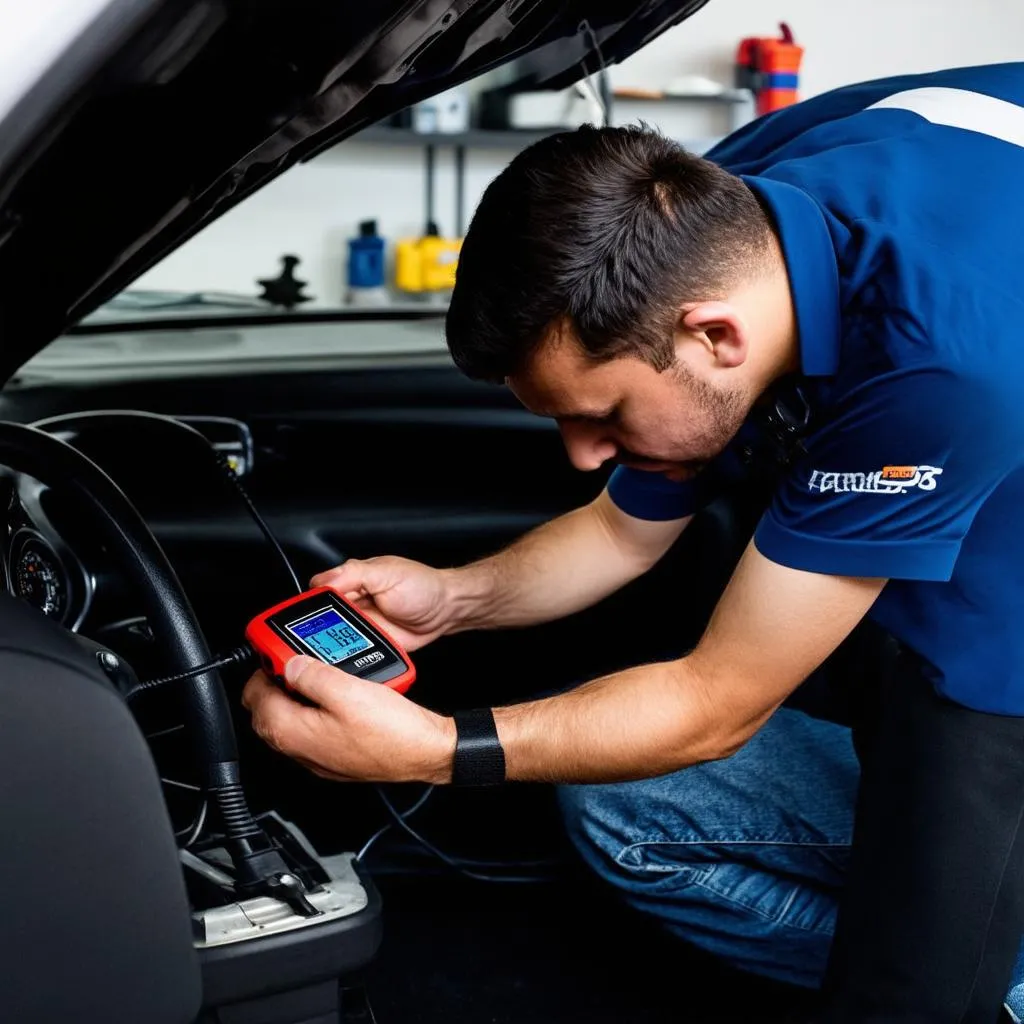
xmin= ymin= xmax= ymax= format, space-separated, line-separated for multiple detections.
xmin=677 ymin=301 xmax=749 ymax=369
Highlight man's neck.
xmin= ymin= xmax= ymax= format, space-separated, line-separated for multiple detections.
xmin=746 ymin=237 xmax=801 ymax=394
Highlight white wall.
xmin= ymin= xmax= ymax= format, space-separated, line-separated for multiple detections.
xmin=135 ymin=0 xmax=1024 ymax=306
xmin=614 ymin=0 xmax=1024 ymax=102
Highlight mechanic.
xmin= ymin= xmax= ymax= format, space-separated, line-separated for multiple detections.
xmin=243 ymin=63 xmax=1024 ymax=1021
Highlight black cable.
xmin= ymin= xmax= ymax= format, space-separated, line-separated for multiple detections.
xmin=454 ymin=145 xmax=465 ymax=237
xmin=123 ymin=443 xmax=300 ymax=700
xmin=374 ymin=788 xmax=561 ymax=884
xmin=127 ymin=645 xmax=256 ymax=701
xmin=426 ymin=851 xmax=564 ymax=871
xmin=424 ymin=143 xmax=437 ymax=235
xmin=359 ymin=785 xmax=562 ymax=870
xmin=175 ymin=799 xmax=208 ymax=848
xmin=356 ymin=785 xmax=435 ymax=862
xmin=580 ymin=19 xmax=609 ymax=80
xmin=212 ymin=451 xmax=303 ymax=595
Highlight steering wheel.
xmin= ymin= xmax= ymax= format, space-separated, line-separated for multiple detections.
xmin=0 ymin=420 xmax=238 ymax=767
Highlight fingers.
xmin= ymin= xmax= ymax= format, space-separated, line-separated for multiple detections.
xmin=308 ymin=563 xmax=396 ymax=636
xmin=311 ymin=558 xmax=379 ymax=596
xmin=282 ymin=655 xmax=355 ymax=708
xmin=241 ymin=668 xmax=275 ymax=711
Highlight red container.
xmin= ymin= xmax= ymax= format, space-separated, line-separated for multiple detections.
xmin=735 ymin=22 xmax=805 ymax=115
xmin=759 ymin=88 xmax=800 ymax=113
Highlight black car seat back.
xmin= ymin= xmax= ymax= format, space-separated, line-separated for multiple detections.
xmin=0 ymin=594 xmax=201 ymax=1024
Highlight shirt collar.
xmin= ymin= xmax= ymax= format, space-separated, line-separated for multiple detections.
xmin=740 ymin=175 xmax=842 ymax=377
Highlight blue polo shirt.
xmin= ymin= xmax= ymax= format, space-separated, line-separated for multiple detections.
xmin=608 ymin=63 xmax=1024 ymax=714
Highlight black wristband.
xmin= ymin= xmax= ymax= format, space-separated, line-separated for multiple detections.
xmin=451 ymin=707 xmax=506 ymax=786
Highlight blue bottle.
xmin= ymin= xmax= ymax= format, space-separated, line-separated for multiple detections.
xmin=346 ymin=219 xmax=387 ymax=304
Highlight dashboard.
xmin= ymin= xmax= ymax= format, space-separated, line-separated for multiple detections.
xmin=0 ymin=414 xmax=260 ymax=640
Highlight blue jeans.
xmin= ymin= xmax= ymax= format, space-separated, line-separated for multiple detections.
xmin=557 ymin=707 xmax=1024 ymax=1015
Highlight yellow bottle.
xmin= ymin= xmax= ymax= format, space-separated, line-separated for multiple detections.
xmin=395 ymin=233 xmax=462 ymax=293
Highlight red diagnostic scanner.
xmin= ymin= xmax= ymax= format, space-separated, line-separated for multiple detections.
xmin=246 ymin=586 xmax=415 ymax=694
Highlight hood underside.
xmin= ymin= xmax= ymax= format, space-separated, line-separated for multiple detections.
xmin=0 ymin=0 xmax=709 ymax=380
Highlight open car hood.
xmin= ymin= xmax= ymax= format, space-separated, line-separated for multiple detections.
xmin=0 ymin=0 xmax=709 ymax=380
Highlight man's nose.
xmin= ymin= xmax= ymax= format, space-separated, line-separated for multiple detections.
xmin=557 ymin=420 xmax=617 ymax=471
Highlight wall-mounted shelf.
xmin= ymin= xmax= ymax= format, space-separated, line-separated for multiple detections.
xmin=353 ymin=125 xmax=558 ymax=149
xmin=613 ymin=87 xmax=753 ymax=102
xmin=612 ymin=87 xmax=755 ymax=132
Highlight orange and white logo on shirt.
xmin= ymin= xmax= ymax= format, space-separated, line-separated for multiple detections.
xmin=808 ymin=465 xmax=944 ymax=495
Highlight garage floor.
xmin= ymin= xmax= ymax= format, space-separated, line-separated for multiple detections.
xmin=364 ymin=870 xmax=820 ymax=1023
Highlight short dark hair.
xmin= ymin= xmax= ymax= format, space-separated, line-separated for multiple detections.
xmin=446 ymin=124 xmax=773 ymax=383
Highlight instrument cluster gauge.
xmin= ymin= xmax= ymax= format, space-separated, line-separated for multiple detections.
xmin=11 ymin=533 xmax=69 ymax=623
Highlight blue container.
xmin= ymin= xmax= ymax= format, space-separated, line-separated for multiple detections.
xmin=347 ymin=219 xmax=385 ymax=290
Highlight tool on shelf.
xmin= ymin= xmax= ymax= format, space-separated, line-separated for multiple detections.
xmin=394 ymin=142 xmax=462 ymax=295
xmin=345 ymin=219 xmax=388 ymax=306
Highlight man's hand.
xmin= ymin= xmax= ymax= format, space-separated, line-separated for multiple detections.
xmin=242 ymin=656 xmax=456 ymax=783
xmin=311 ymin=557 xmax=455 ymax=652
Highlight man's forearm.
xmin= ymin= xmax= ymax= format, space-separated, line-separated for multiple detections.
xmin=430 ymin=545 xmax=881 ymax=786
xmin=440 ymin=492 xmax=688 ymax=634
xmin=432 ymin=657 xmax=762 ymax=785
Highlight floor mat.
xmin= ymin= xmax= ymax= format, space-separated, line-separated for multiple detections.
xmin=363 ymin=871 xmax=822 ymax=1023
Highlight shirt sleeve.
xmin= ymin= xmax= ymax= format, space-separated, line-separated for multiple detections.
xmin=755 ymin=367 xmax=1021 ymax=581
xmin=606 ymin=466 xmax=702 ymax=521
